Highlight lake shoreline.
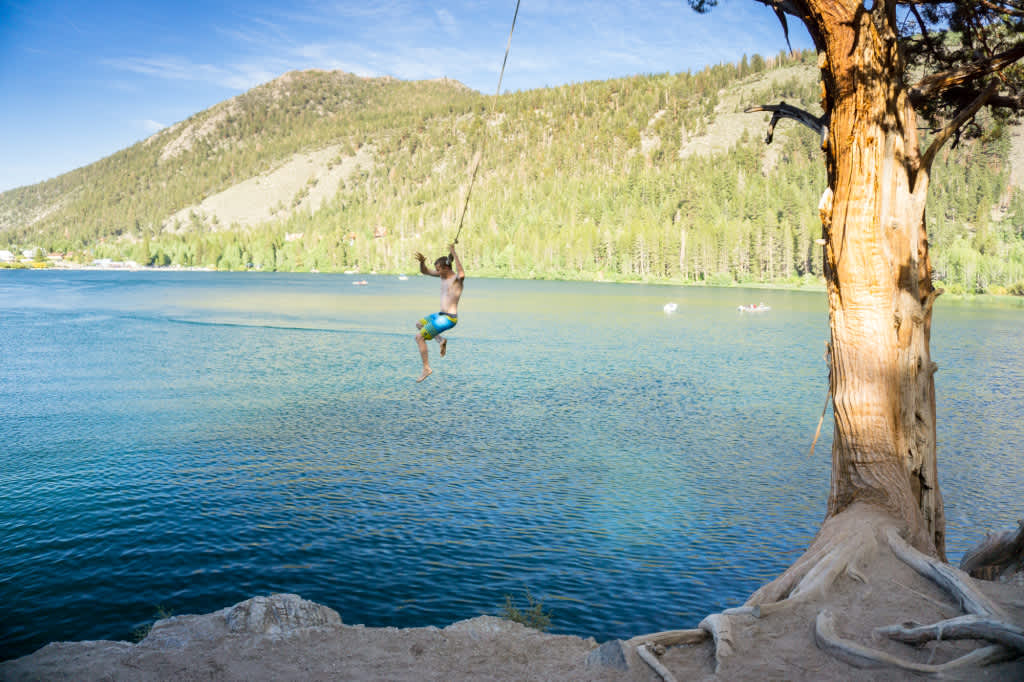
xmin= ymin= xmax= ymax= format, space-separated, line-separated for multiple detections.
xmin=4 ymin=536 xmax=1023 ymax=681
xmin=6 ymin=263 xmax=1023 ymax=307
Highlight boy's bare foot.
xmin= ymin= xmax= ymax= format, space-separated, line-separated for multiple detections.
xmin=417 ymin=367 xmax=433 ymax=382
xmin=439 ymin=338 xmax=447 ymax=357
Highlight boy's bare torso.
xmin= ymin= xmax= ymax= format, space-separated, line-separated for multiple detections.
xmin=440 ymin=274 xmax=464 ymax=315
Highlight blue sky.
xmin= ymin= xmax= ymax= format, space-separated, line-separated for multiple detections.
xmin=0 ymin=1 xmax=811 ymax=192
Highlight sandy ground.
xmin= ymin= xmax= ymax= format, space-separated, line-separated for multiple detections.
xmin=4 ymin=538 xmax=1023 ymax=682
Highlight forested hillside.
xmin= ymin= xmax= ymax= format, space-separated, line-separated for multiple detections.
xmin=2 ymin=50 xmax=1023 ymax=294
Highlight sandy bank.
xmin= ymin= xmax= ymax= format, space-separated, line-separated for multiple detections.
xmin=4 ymin=562 xmax=1022 ymax=682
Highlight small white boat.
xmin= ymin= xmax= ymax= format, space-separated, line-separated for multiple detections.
xmin=663 ymin=302 xmax=678 ymax=314
xmin=738 ymin=303 xmax=770 ymax=313
xmin=353 ymin=280 xmax=368 ymax=286
xmin=398 ymin=275 xmax=409 ymax=281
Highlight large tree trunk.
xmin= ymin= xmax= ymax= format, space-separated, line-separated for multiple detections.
xmin=814 ymin=0 xmax=945 ymax=558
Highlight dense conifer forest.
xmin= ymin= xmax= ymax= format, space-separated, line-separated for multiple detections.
xmin=2 ymin=50 xmax=1022 ymax=295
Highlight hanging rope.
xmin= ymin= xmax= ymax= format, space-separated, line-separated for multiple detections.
xmin=808 ymin=341 xmax=833 ymax=458
xmin=452 ymin=0 xmax=522 ymax=245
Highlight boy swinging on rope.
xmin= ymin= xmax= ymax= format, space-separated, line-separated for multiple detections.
xmin=413 ymin=243 xmax=465 ymax=382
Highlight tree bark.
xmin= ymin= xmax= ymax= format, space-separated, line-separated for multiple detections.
xmin=811 ymin=0 xmax=945 ymax=558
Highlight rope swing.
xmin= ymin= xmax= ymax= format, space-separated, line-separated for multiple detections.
xmin=451 ymin=0 xmax=522 ymax=246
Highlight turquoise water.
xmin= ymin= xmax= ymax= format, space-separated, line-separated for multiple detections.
xmin=1 ymin=271 xmax=1022 ymax=661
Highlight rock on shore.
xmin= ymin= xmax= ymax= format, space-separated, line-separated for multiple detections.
xmin=5 ymin=573 xmax=1023 ymax=681
xmin=0 ymin=593 xmax=651 ymax=681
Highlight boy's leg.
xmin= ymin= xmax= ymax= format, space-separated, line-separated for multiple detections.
xmin=415 ymin=332 xmax=432 ymax=381
xmin=435 ymin=334 xmax=447 ymax=357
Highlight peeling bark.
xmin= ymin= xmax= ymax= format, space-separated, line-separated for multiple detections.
xmin=799 ymin=0 xmax=946 ymax=558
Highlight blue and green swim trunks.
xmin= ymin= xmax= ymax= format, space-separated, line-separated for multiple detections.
xmin=418 ymin=311 xmax=458 ymax=340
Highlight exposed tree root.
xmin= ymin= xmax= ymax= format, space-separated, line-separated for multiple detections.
xmin=888 ymin=578 xmax=960 ymax=618
xmin=629 ymin=505 xmax=892 ymax=678
xmin=624 ymin=628 xmax=707 ymax=648
xmin=885 ymin=527 xmax=1008 ymax=619
xmin=959 ymin=520 xmax=1024 ymax=582
xmin=697 ymin=612 xmax=738 ymax=671
xmin=814 ymin=610 xmax=1017 ymax=674
xmin=745 ymin=505 xmax=886 ymax=606
xmin=626 ymin=506 xmax=1023 ymax=679
xmin=876 ymin=615 xmax=1024 ymax=653
xmin=636 ymin=643 xmax=679 ymax=682
xmin=810 ymin=523 xmax=1023 ymax=672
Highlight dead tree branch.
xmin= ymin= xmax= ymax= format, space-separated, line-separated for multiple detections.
xmin=960 ymin=520 xmax=1024 ymax=581
xmin=745 ymin=102 xmax=827 ymax=146
xmin=920 ymin=81 xmax=1000 ymax=179
xmin=909 ymin=44 xmax=1024 ymax=104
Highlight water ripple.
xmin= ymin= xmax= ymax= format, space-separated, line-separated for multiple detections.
xmin=1 ymin=273 xmax=1021 ymax=662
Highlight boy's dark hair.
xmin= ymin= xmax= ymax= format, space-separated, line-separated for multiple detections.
xmin=435 ymin=256 xmax=451 ymax=268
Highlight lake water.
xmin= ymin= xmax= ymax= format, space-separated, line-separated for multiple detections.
xmin=2 ymin=271 xmax=1022 ymax=661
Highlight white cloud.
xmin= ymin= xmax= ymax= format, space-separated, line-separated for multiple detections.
xmin=102 ymin=55 xmax=281 ymax=91
xmin=141 ymin=119 xmax=165 ymax=133
xmin=436 ymin=9 xmax=458 ymax=38
xmin=103 ymin=56 xmax=219 ymax=82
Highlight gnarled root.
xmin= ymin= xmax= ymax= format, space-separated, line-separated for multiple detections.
xmin=814 ymin=525 xmax=1024 ymax=673
xmin=697 ymin=612 xmax=737 ymax=671
xmin=876 ymin=615 xmax=1024 ymax=653
xmin=636 ymin=643 xmax=679 ymax=682
xmin=629 ymin=610 xmax=752 ymax=679
xmin=886 ymin=527 xmax=1008 ymax=619
xmin=629 ymin=506 xmax=895 ymax=679
xmin=853 ymin=527 xmax=1024 ymax=668
xmin=746 ymin=503 xmax=887 ymax=607
xmin=626 ymin=627 xmax=708 ymax=681
xmin=624 ymin=628 xmax=708 ymax=648
xmin=628 ymin=507 xmax=1023 ymax=680
xmin=774 ymin=512 xmax=1023 ymax=674
xmin=815 ymin=610 xmax=1017 ymax=673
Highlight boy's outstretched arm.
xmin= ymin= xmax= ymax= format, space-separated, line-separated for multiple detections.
xmin=449 ymin=244 xmax=465 ymax=279
xmin=415 ymin=252 xmax=439 ymax=277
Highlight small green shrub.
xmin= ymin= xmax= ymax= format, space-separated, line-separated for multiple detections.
xmin=131 ymin=605 xmax=174 ymax=643
xmin=501 ymin=590 xmax=551 ymax=632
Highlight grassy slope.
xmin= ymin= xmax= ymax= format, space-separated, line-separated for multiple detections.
xmin=2 ymin=53 xmax=1021 ymax=292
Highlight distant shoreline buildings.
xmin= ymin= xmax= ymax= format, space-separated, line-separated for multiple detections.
xmin=0 ymin=249 xmax=214 ymax=271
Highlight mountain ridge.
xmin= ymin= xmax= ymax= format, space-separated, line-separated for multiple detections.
xmin=2 ymin=53 xmax=1021 ymax=294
